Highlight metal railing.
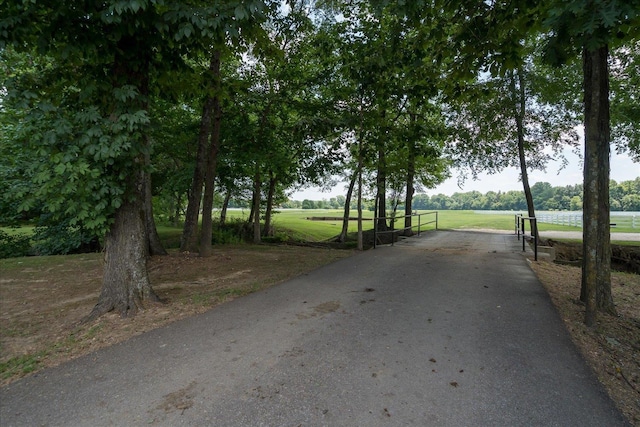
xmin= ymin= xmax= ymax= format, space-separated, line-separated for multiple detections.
xmin=515 ymin=214 xmax=538 ymax=261
xmin=373 ymin=212 xmax=438 ymax=248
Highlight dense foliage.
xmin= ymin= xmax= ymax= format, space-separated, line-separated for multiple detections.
xmin=2 ymin=1 xmax=638 ymax=237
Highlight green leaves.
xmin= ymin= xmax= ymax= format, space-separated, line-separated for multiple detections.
xmin=543 ymin=0 xmax=640 ymax=62
xmin=109 ymin=0 xmax=148 ymax=16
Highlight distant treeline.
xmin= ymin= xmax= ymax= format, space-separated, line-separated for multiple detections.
xmin=279 ymin=178 xmax=640 ymax=211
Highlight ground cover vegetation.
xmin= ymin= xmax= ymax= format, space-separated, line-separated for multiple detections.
xmin=1 ymin=1 xmax=639 ymax=323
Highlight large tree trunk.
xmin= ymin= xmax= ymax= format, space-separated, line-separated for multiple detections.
xmin=510 ymin=67 xmax=539 ymax=241
xmin=581 ymin=44 xmax=616 ymax=326
xmin=87 ymin=35 xmax=159 ymax=321
xmin=143 ymin=148 xmax=167 ymax=256
xmin=181 ymin=56 xmax=219 ymax=253
xmin=263 ymin=171 xmax=276 ymax=237
xmin=338 ymin=169 xmax=358 ymax=243
xmin=87 ymin=170 xmax=160 ymax=321
xmin=199 ymin=51 xmax=222 ymax=257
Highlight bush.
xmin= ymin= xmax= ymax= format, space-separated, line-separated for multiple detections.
xmin=208 ymin=219 xmax=251 ymax=245
xmin=31 ymin=222 xmax=100 ymax=256
xmin=261 ymin=233 xmax=288 ymax=244
xmin=0 ymin=230 xmax=32 ymax=258
xmin=211 ymin=227 xmax=244 ymax=245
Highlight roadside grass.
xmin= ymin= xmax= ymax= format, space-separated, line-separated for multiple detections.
xmin=0 ymin=323 xmax=96 ymax=381
xmin=0 ymin=353 xmax=46 ymax=380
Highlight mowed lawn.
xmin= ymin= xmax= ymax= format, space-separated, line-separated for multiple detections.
xmin=5 ymin=210 xmax=638 ymax=248
xmin=225 ymin=209 xmax=518 ymax=241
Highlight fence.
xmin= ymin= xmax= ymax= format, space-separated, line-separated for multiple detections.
xmin=535 ymin=213 xmax=583 ymax=228
xmin=534 ymin=213 xmax=639 ymax=229
xmin=373 ymin=212 xmax=438 ymax=248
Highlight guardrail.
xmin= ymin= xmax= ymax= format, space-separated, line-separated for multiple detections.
xmin=373 ymin=212 xmax=438 ymax=249
xmin=515 ymin=214 xmax=538 ymax=261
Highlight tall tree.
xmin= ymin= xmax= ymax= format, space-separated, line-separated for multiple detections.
xmin=198 ymin=49 xmax=224 ymax=257
xmin=543 ymin=0 xmax=640 ymax=324
xmin=1 ymin=1 xmax=271 ymax=318
xmin=446 ymin=53 xmax=580 ymax=241
xmin=181 ymin=53 xmax=222 ymax=253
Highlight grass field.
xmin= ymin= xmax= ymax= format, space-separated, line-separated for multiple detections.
xmin=3 ymin=210 xmax=638 ymax=252
xmin=219 ymin=209 xmax=575 ymax=241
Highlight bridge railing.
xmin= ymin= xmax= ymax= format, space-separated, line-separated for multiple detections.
xmin=373 ymin=212 xmax=438 ymax=249
xmin=515 ymin=214 xmax=538 ymax=261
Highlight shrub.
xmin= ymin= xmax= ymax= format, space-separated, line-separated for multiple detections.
xmin=31 ymin=222 xmax=100 ymax=256
xmin=0 ymin=230 xmax=32 ymax=258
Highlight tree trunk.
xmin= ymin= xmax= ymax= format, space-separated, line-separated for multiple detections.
xmin=252 ymin=167 xmax=262 ymax=243
xmin=87 ymin=35 xmax=160 ymax=321
xmin=220 ymin=190 xmax=231 ymax=226
xmin=357 ymin=156 xmax=363 ymax=251
xmin=87 ymin=170 xmax=160 ymax=321
xmin=199 ymin=51 xmax=222 ymax=258
xmin=143 ymin=148 xmax=167 ymax=256
xmin=338 ymin=169 xmax=358 ymax=243
xmin=510 ymin=67 xmax=539 ymax=241
xmin=376 ymin=144 xmax=388 ymax=232
xmin=404 ymin=173 xmax=415 ymax=235
xmin=248 ymin=189 xmax=256 ymax=224
xmin=404 ymin=114 xmax=417 ymax=236
xmin=181 ymin=56 xmax=219 ymax=253
xmin=263 ymin=170 xmax=276 ymax=237
xmin=357 ymin=106 xmax=365 ymax=251
xmin=581 ymin=44 xmax=616 ymax=326
xmin=172 ymin=192 xmax=182 ymax=228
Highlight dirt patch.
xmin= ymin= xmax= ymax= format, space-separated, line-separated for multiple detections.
xmin=528 ymin=258 xmax=640 ymax=425
xmin=156 ymin=380 xmax=197 ymax=414
xmin=0 ymin=245 xmax=353 ymax=386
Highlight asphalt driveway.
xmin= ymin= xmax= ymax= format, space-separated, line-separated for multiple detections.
xmin=0 ymin=230 xmax=628 ymax=426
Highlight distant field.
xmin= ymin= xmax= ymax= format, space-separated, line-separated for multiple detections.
xmin=3 ymin=210 xmax=638 ymax=250
xmin=226 ymin=209 xmax=376 ymax=241
xmin=227 ymin=209 xmax=535 ymax=241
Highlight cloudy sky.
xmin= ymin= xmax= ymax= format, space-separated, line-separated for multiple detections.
xmin=291 ymin=147 xmax=639 ymax=200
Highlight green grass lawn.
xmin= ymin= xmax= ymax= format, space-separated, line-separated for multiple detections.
xmin=3 ymin=210 xmax=638 ymax=252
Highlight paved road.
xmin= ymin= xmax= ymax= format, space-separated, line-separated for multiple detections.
xmin=0 ymin=231 xmax=628 ymax=426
